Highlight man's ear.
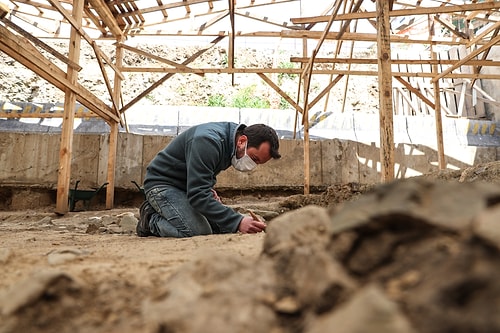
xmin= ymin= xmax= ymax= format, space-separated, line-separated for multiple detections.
xmin=237 ymin=134 xmax=248 ymax=147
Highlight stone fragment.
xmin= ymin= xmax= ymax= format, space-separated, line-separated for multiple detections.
xmin=330 ymin=178 xmax=500 ymax=233
xmin=118 ymin=212 xmax=137 ymax=233
xmin=307 ymin=285 xmax=416 ymax=333
xmin=0 ymin=269 xmax=80 ymax=315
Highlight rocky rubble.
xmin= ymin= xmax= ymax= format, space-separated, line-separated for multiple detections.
xmin=137 ymin=176 xmax=500 ymax=333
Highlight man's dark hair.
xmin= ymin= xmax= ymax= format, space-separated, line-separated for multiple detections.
xmin=241 ymin=124 xmax=281 ymax=159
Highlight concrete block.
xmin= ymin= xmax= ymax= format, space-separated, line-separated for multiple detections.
xmin=71 ymin=134 xmax=102 ymax=187
xmin=356 ymin=141 xmax=381 ymax=184
xmin=115 ymin=133 xmax=145 ymax=188
xmin=321 ymin=139 xmax=360 ymax=185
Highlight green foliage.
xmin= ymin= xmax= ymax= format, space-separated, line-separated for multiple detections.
xmin=278 ymin=61 xmax=298 ymax=83
xmin=221 ymin=54 xmax=228 ymax=66
xmin=207 ymin=94 xmax=227 ymax=107
xmin=231 ymin=85 xmax=270 ymax=109
xmin=279 ymin=97 xmax=292 ymax=110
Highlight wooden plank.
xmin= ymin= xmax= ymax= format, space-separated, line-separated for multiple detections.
xmin=432 ymin=33 xmax=500 ymax=82
xmin=105 ymin=38 xmax=125 ymax=209
xmin=290 ymin=57 xmax=500 ymax=67
xmin=117 ymin=43 xmax=202 ymax=75
xmin=431 ymin=37 xmax=446 ymax=170
xmin=234 ymin=9 xmax=303 ymax=30
xmin=377 ymin=0 xmax=394 ymax=182
xmin=0 ymin=25 xmax=118 ymax=123
xmin=117 ymin=65 xmax=500 ymax=79
xmin=47 ymin=0 xmax=125 ymax=80
xmin=120 ymin=35 xmax=225 ymax=113
xmin=300 ymin=0 xmax=342 ymax=195
xmin=256 ymin=73 xmax=303 ymax=113
xmin=1 ymin=18 xmax=82 ymax=71
xmin=106 ymin=123 xmax=118 ymax=208
xmin=291 ymin=2 xmax=500 ymax=24
xmin=86 ymin=0 xmax=124 ymax=37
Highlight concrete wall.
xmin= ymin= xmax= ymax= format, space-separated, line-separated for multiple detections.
xmin=0 ymin=131 xmax=498 ymax=191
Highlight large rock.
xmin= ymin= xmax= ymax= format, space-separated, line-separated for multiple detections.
xmin=141 ymin=177 xmax=500 ymax=333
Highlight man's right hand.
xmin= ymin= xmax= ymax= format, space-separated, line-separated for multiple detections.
xmin=238 ymin=215 xmax=266 ymax=233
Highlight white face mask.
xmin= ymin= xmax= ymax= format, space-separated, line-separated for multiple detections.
xmin=231 ymin=143 xmax=257 ymax=172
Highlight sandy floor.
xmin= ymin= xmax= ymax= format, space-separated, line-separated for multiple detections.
xmin=0 ymin=207 xmax=268 ymax=333
xmin=0 ymin=208 xmax=266 ymax=289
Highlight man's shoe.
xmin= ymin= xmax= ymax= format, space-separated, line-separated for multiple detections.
xmin=137 ymin=200 xmax=155 ymax=237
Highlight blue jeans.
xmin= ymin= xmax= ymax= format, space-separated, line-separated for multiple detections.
xmin=145 ymin=185 xmax=213 ymax=237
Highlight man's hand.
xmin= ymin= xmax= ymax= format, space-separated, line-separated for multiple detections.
xmin=211 ymin=189 xmax=222 ymax=203
xmin=238 ymin=215 xmax=266 ymax=233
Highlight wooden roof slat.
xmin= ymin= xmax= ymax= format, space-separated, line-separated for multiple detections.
xmin=0 ymin=24 xmax=118 ymax=122
xmin=291 ymin=2 xmax=500 ymax=24
xmin=86 ymin=0 xmax=124 ymax=36
xmin=1 ymin=17 xmax=82 ymax=70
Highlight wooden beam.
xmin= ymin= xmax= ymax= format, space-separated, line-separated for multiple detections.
xmin=117 ymin=65 xmax=500 ymax=79
xmin=105 ymin=37 xmax=126 ymax=209
xmin=117 ymin=42 xmax=202 ymax=75
xmin=46 ymin=0 xmax=125 ymax=80
xmin=432 ymin=33 xmax=500 ymax=82
xmin=307 ymin=74 xmax=344 ymax=111
xmin=120 ymin=35 xmax=225 ymax=113
xmin=228 ymin=0 xmax=235 ymax=84
xmin=394 ymin=76 xmax=435 ymax=109
xmin=377 ymin=0 xmax=395 ymax=182
xmin=0 ymin=1 xmax=10 ymax=18
xmin=290 ymin=57 xmax=500 ymax=66
xmin=433 ymin=14 xmax=468 ymax=39
xmin=196 ymin=10 xmax=228 ymax=32
xmin=234 ymin=9 xmax=302 ymax=30
xmin=0 ymin=24 xmax=118 ymax=123
xmin=120 ymin=0 xmax=223 ymax=17
xmin=1 ymin=17 xmax=82 ymax=71
xmin=291 ymin=2 xmax=500 ymax=24
xmin=86 ymin=0 xmax=124 ymax=37
xmin=256 ymin=73 xmax=303 ymax=113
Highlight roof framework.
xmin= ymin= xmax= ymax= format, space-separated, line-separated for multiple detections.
xmin=0 ymin=0 xmax=499 ymax=213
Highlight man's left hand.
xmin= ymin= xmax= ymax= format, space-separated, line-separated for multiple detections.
xmin=238 ymin=216 xmax=266 ymax=233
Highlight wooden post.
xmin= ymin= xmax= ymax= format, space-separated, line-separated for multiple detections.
xmin=430 ymin=18 xmax=446 ymax=170
xmin=106 ymin=122 xmax=118 ymax=209
xmin=55 ymin=0 xmax=83 ymax=214
xmin=376 ymin=0 xmax=395 ymax=182
xmin=303 ymin=73 xmax=311 ymax=195
xmin=105 ymin=40 xmax=124 ymax=209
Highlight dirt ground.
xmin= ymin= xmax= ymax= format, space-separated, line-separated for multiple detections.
xmin=1 ymin=161 xmax=500 ymax=333
xmin=0 ymin=183 xmax=365 ymax=333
